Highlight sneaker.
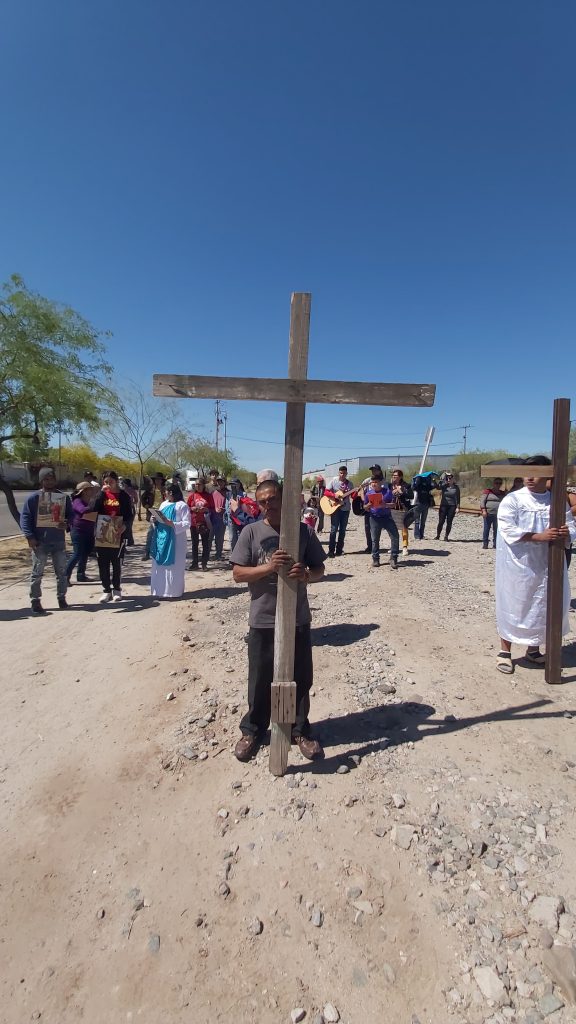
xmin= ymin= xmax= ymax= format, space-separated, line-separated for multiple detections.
xmin=76 ymin=575 xmax=91 ymax=582
xmin=99 ymin=591 xmax=113 ymax=604
xmin=371 ymin=559 xmax=380 ymax=568
xmin=31 ymin=599 xmax=47 ymax=615
xmin=112 ymin=590 xmax=122 ymax=603
xmin=58 ymin=597 xmax=69 ymax=609
xmin=188 ymin=563 xmax=199 ymax=571
xmin=402 ymin=547 xmax=409 ymax=556
xmin=389 ymin=557 xmax=398 ymax=570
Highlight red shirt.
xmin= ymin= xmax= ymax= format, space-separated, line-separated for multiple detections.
xmin=187 ymin=490 xmax=214 ymax=528
xmin=102 ymin=488 xmax=122 ymax=517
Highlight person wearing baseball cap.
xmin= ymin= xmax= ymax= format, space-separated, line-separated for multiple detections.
xmin=358 ymin=464 xmax=384 ymax=553
xmin=20 ymin=467 xmax=73 ymax=614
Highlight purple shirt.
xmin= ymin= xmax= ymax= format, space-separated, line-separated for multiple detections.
xmin=71 ymin=497 xmax=96 ymax=535
xmin=364 ymin=487 xmax=394 ymax=518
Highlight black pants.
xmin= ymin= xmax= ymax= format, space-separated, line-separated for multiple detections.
xmin=364 ymin=512 xmax=372 ymax=551
xmin=190 ymin=526 xmax=210 ymax=567
xmin=97 ymin=547 xmax=122 ymax=592
xmin=240 ymin=626 xmax=313 ymax=738
xmin=437 ymin=504 xmax=457 ymax=538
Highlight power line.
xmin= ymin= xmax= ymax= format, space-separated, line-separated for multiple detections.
xmin=227 ymin=433 xmax=460 ymax=451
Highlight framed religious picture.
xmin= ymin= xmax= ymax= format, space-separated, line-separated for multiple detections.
xmin=94 ymin=515 xmax=124 ymax=548
xmin=36 ymin=493 xmax=67 ymax=530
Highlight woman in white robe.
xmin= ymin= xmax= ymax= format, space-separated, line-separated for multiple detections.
xmin=150 ymin=484 xmax=191 ymax=599
xmin=495 ymin=472 xmax=576 ymax=673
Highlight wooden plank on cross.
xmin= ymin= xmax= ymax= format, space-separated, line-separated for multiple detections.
xmin=480 ymin=465 xmax=558 ymax=477
xmin=153 ymin=292 xmax=436 ymax=775
xmin=153 ymin=376 xmax=435 ymax=407
xmin=545 ymin=398 xmax=570 ymax=684
xmin=269 ymin=292 xmax=310 ymax=775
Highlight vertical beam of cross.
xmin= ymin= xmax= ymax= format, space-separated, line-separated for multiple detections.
xmin=269 ymin=293 xmax=311 ymax=776
xmin=545 ymin=397 xmax=571 ymax=684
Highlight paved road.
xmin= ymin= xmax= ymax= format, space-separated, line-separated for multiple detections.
xmin=0 ymin=491 xmax=34 ymax=537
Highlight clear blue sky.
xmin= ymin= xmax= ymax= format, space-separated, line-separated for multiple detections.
xmin=1 ymin=0 xmax=574 ymax=472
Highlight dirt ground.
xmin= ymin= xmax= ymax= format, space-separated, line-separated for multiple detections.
xmin=1 ymin=513 xmax=575 ymax=1024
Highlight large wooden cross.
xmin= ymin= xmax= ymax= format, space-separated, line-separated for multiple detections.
xmin=154 ymin=292 xmax=436 ymax=775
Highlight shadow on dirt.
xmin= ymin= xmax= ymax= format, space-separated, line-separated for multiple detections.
xmin=292 ymin=698 xmax=575 ymax=775
xmin=311 ymin=622 xmax=379 ymax=646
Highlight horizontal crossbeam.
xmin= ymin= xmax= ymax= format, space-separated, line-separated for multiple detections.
xmin=153 ymin=375 xmax=436 ymax=407
xmin=480 ymin=465 xmax=558 ymax=477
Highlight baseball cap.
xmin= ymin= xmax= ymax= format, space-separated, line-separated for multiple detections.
xmin=369 ymin=464 xmax=382 ymax=471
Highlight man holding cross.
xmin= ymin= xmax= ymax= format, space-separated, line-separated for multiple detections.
xmin=230 ymin=477 xmax=326 ymax=761
xmin=495 ymin=456 xmax=576 ymax=674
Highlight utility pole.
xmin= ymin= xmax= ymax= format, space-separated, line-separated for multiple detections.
xmin=223 ymin=410 xmax=228 ymax=452
xmin=215 ymin=400 xmax=224 ymax=451
xmin=461 ymin=424 xmax=473 ymax=454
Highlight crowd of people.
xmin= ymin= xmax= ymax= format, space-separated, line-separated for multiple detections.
xmin=18 ymin=459 xmax=575 ymax=761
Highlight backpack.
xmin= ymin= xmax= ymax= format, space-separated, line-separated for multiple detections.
xmin=352 ymin=494 xmax=365 ymax=516
xmin=412 ymin=473 xmax=439 ymax=506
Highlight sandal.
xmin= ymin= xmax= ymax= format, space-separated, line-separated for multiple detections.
xmin=525 ymin=648 xmax=546 ymax=665
xmin=496 ymin=652 xmax=514 ymax=674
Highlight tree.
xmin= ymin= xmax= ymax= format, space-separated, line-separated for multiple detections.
xmin=176 ymin=436 xmax=240 ymax=478
xmin=452 ymin=449 xmax=516 ymax=476
xmin=569 ymin=425 xmax=576 ymax=463
xmin=0 ymin=275 xmax=111 ymax=522
xmin=94 ymin=383 xmax=182 ymax=517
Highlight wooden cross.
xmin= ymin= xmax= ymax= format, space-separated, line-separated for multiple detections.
xmin=481 ymin=396 xmax=572 ymax=685
xmin=154 ymin=293 xmax=436 ymax=775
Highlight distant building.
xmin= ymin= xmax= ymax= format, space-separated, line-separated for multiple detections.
xmin=305 ymin=453 xmax=459 ymax=481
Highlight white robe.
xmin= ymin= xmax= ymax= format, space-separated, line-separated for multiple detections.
xmin=495 ymin=487 xmax=576 ymax=645
xmin=150 ymin=500 xmax=191 ymax=598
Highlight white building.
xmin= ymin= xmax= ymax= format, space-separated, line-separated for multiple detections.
xmin=306 ymin=453 xmax=459 ymax=481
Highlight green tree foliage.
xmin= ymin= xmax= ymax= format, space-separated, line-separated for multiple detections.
xmin=0 ymin=274 xmax=111 ymax=520
xmin=452 ymin=449 xmax=515 ymax=477
xmin=569 ymin=425 xmax=576 ymax=463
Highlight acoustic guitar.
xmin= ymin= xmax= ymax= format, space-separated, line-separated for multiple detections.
xmin=320 ymin=489 xmax=356 ymax=516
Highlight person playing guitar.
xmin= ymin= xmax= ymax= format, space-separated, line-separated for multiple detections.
xmin=324 ymin=465 xmax=355 ymax=557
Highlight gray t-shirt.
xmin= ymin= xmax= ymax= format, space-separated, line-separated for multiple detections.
xmin=230 ymin=520 xmax=327 ymax=628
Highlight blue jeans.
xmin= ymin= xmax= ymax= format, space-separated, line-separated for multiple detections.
xmin=30 ymin=541 xmax=68 ymax=601
xmin=66 ymin=528 xmax=94 ymax=579
xmin=413 ymin=503 xmax=429 ymax=540
xmin=329 ymin=508 xmax=350 ymax=555
xmin=228 ymin=521 xmax=240 ymax=551
xmin=483 ymin=513 xmax=498 ymax=547
xmin=369 ymin=516 xmax=399 ymax=562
